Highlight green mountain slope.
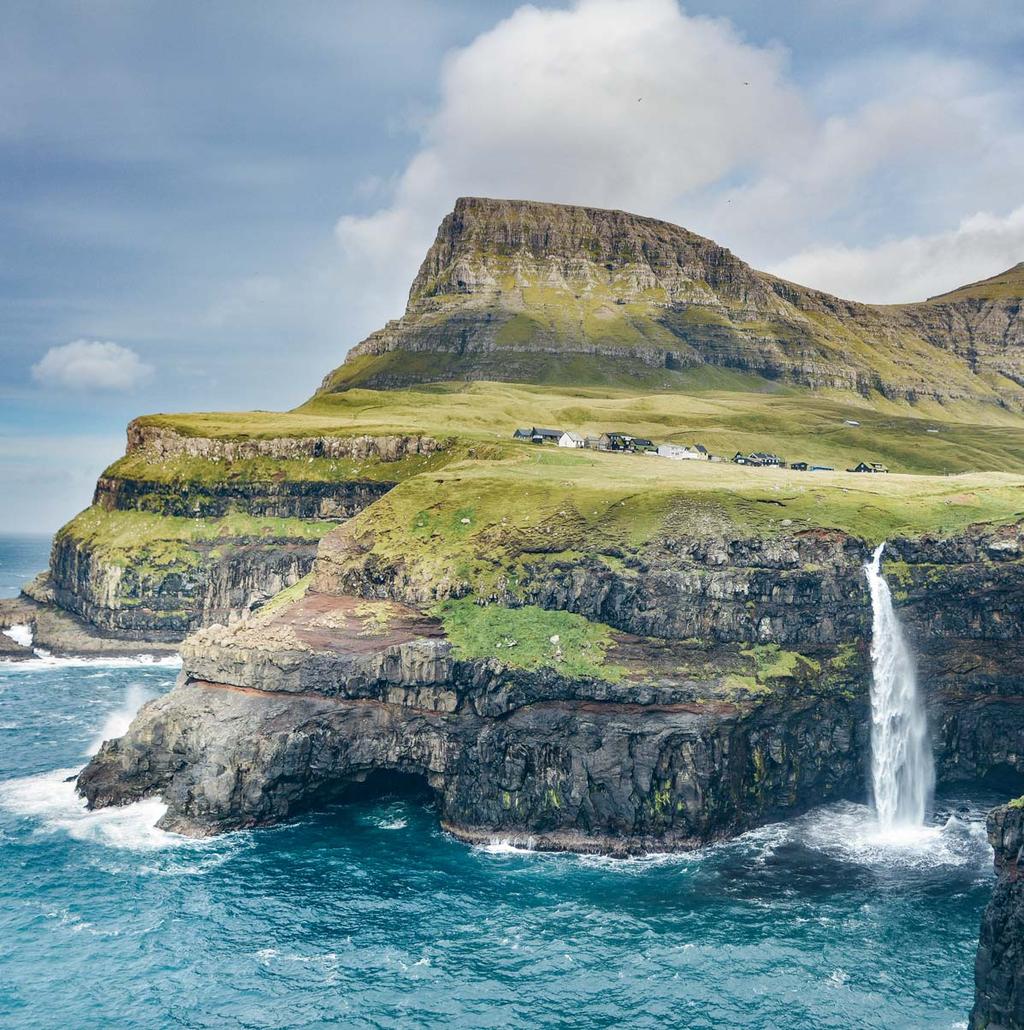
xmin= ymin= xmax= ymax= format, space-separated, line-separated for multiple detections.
xmin=319 ymin=197 xmax=1024 ymax=407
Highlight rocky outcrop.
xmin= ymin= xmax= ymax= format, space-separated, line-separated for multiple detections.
xmin=972 ymin=801 xmax=1024 ymax=1030
xmin=0 ymin=593 xmax=179 ymax=657
xmin=35 ymin=425 xmax=447 ymax=642
xmin=124 ymin=423 xmax=442 ymax=463
xmin=77 ymin=516 xmax=1024 ymax=848
xmin=93 ymin=475 xmax=392 ymax=521
xmin=322 ymin=197 xmax=1024 ymax=406
xmin=79 ymin=592 xmax=868 ymax=849
xmin=48 ymin=530 xmax=317 ymax=641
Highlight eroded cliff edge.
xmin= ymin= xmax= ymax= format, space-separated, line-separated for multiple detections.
xmin=77 ymin=515 xmax=1024 ymax=851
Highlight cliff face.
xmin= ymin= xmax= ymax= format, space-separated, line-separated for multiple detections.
xmin=36 ymin=424 xmax=445 ymax=642
xmin=78 ymin=590 xmax=869 ymax=850
xmin=322 ymin=197 xmax=1024 ymax=406
xmin=972 ymin=801 xmax=1024 ymax=1030
xmin=77 ymin=516 xmax=1024 ymax=848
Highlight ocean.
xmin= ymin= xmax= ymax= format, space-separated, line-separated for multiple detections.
xmin=0 ymin=535 xmax=996 ymax=1028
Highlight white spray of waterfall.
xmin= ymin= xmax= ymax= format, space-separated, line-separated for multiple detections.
xmin=864 ymin=543 xmax=934 ymax=830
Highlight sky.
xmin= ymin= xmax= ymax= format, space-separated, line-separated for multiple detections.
xmin=2 ymin=0 xmax=1024 ymax=532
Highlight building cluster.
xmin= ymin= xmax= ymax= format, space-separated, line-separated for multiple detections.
xmin=511 ymin=428 xmax=889 ymax=472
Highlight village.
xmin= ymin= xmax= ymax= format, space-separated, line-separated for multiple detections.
xmin=511 ymin=426 xmax=890 ymax=473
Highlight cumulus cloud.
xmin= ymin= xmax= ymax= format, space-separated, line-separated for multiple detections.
xmin=334 ymin=0 xmax=1024 ymax=317
xmin=335 ymin=0 xmax=809 ymax=329
xmin=31 ymin=339 xmax=153 ymax=391
xmin=770 ymin=206 xmax=1024 ymax=304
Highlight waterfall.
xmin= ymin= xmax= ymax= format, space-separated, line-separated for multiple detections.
xmin=864 ymin=543 xmax=934 ymax=830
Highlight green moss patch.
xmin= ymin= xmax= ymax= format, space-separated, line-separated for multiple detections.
xmin=437 ymin=598 xmax=625 ymax=680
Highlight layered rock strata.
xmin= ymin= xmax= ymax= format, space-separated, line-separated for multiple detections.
xmin=35 ymin=426 xmax=444 ymax=643
xmin=78 ymin=592 xmax=868 ymax=850
xmin=78 ymin=521 xmax=1024 ymax=848
xmin=324 ymin=197 xmax=1024 ymax=406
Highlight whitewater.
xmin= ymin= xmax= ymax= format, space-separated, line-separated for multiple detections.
xmin=865 ymin=542 xmax=935 ymax=832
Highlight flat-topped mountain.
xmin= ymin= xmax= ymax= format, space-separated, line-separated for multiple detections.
xmin=323 ymin=197 xmax=1024 ymax=404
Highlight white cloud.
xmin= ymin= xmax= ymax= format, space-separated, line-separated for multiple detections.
xmin=335 ymin=0 xmax=809 ymax=330
xmin=31 ymin=339 xmax=153 ymax=391
xmin=334 ymin=0 xmax=1024 ymax=318
xmin=770 ymin=206 xmax=1024 ymax=304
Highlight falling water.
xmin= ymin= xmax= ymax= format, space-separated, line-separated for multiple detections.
xmin=864 ymin=543 xmax=934 ymax=830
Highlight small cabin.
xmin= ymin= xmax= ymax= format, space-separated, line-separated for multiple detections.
xmin=732 ymin=451 xmax=757 ymax=466
xmin=583 ymin=434 xmax=602 ymax=450
xmin=631 ymin=437 xmax=655 ymax=452
xmin=848 ymin=461 xmax=889 ymax=473
xmin=558 ymin=431 xmax=585 ymax=448
xmin=512 ymin=428 xmax=533 ymax=441
xmin=790 ymin=461 xmax=809 ymax=472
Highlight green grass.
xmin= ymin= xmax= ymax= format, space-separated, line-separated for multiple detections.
xmin=1008 ymin=796 xmax=1024 ymax=810
xmin=130 ymin=378 xmax=1024 ymax=477
xmin=254 ymin=573 xmax=313 ymax=619
xmin=437 ymin=597 xmax=624 ymax=680
xmin=325 ymin=445 xmax=1024 ymax=601
xmin=59 ymin=507 xmax=331 ymax=573
xmin=925 ymin=262 xmax=1024 ymax=303
xmin=104 ymin=448 xmax=460 ymax=487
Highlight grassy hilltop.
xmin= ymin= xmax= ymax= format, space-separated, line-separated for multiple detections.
xmin=35 ymin=198 xmax=1024 ymax=644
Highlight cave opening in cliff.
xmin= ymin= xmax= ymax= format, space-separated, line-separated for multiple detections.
xmin=332 ymin=768 xmax=437 ymax=808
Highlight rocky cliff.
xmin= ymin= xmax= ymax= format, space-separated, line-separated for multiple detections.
xmin=22 ymin=422 xmax=447 ymax=643
xmin=77 ymin=508 xmax=1024 ymax=849
xmin=972 ymin=800 xmax=1024 ymax=1030
xmin=322 ymin=197 xmax=1024 ymax=406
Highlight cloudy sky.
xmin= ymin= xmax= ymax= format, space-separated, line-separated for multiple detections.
xmin=3 ymin=0 xmax=1024 ymax=532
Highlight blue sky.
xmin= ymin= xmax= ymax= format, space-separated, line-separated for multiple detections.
xmin=3 ymin=0 xmax=1024 ymax=531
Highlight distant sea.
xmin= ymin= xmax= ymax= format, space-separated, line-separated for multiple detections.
xmin=0 ymin=534 xmax=996 ymax=1028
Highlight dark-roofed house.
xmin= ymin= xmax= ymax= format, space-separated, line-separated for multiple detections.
xmin=790 ymin=462 xmax=809 ymax=472
xmin=630 ymin=437 xmax=655 ymax=452
xmin=512 ymin=428 xmax=533 ymax=441
xmin=533 ymin=428 xmax=562 ymax=443
xmin=848 ymin=461 xmax=889 ymax=473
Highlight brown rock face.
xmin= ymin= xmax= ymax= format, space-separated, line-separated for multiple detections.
xmin=321 ymin=197 xmax=1024 ymax=405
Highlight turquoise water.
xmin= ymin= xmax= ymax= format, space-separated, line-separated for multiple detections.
xmin=0 ymin=535 xmax=998 ymax=1028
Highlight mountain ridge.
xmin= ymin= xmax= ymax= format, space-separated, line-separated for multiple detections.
xmin=322 ymin=197 xmax=1024 ymax=405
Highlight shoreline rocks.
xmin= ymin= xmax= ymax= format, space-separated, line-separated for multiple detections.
xmin=972 ymin=801 xmax=1024 ymax=1030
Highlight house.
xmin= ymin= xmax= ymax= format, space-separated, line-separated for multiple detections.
xmin=599 ymin=432 xmax=632 ymax=451
xmin=583 ymin=434 xmax=602 ymax=450
xmin=790 ymin=461 xmax=809 ymax=472
xmin=750 ymin=452 xmax=785 ymax=467
xmin=848 ymin=461 xmax=889 ymax=473
xmin=513 ymin=426 xmax=562 ymax=444
xmin=630 ymin=437 xmax=655 ymax=452
xmin=732 ymin=451 xmax=757 ymax=466
xmin=534 ymin=428 xmax=562 ymax=443
xmin=558 ymin=431 xmax=585 ymax=448
xmin=658 ymin=443 xmax=709 ymax=461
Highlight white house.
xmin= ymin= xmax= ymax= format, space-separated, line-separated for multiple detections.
xmin=657 ymin=443 xmax=709 ymax=461
xmin=558 ymin=431 xmax=585 ymax=448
